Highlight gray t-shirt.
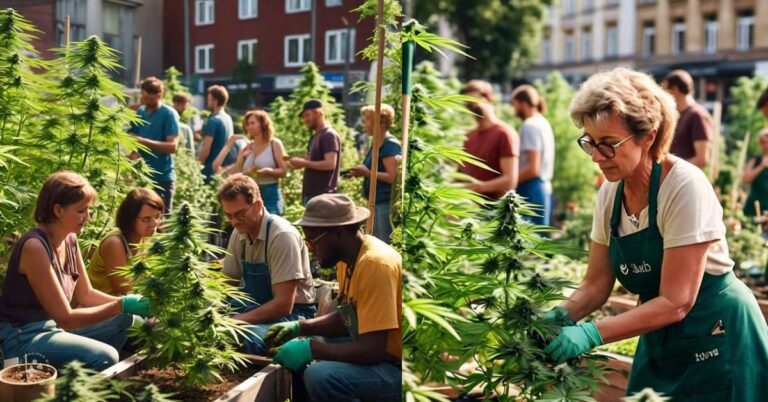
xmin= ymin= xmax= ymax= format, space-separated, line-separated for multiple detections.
xmin=223 ymin=210 xmax=315 ymax=305
xmin=519 ymin=114 xmax=555 ymax=187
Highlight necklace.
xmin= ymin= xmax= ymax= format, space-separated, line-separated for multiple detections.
xmin=628 ymin=213 xmax=640 ymax=228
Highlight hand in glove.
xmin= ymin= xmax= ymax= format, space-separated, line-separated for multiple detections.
xmin=272 ymin=338 xmax=313 ymax=371
xmin=543 ymin=322 xmax=603 ymax=363
xmin=121 ymin=294 xmax=151 ymax=317
xmin=263 ymin=321 xmax=300 ymax=347
xmin=542 ymin=306 xmax=576 ymax=327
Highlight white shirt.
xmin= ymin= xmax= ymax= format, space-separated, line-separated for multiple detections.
xmin=591 ymin=160 xmax=733 ymax=275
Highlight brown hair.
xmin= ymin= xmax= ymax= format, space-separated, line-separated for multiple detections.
xmin=569 ymin=67 xmax=678 ymax=161
xmin=207 ymin=85 xmax=229 ymax=107
xmin=663 ymin=69 xmax=694 ymax=95
xmin=242 ymin=110 xmax=275 ymax=141
xmin=34 ymin=171 xmax=98 ymax=224
xmin=511 ymin=84 xmax=547 ymax=114
xmin=172 ymin=93 xmax=190 ymax=104
xmin=116 ymin=188 xmax=164 ymax=241
xmin=360 ymin=104 xmax=396 ymax=128
xmin=217 ymin=174 xmax=262 ymax=205
xmin=757 ymin=87 xmax=768 ymax=110
xmin=140 ymin=76 xmax=163 ymax=95
xmin=461 ymin=80 xmax=494 ymax=102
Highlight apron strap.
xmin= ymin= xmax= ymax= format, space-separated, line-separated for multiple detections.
xmin=264 ymin=215 xmax=273 ymax=266
xmin=610 ymin=162 xmax=662 ymax=237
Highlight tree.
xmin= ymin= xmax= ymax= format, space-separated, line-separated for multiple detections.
xmin=413 ymin=0 xmax=553 ymax=82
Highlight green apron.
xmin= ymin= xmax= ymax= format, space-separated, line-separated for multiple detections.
xmin=744 ymin=156 xmax=768 ymax=217
xmin=609 ymin=162 xmax=768 ymax=402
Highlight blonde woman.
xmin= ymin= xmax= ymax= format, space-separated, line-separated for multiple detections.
xmin=542 ymin=67 xmax=768 ymax=400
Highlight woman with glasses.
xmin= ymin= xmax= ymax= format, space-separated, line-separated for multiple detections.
xmin=542 ymin=67 xmax=768 ymax=401
xmin=88 ymin=188 xmax=163 ymax=296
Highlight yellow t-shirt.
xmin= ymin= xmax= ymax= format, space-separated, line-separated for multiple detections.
xmin=87 ymin=229 xmax=129 ymax=296
xmin=336 ymin=235 xmax=402 ymax=360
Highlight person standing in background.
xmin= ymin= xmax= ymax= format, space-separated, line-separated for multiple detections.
xmin=662 ymin=69 xmax=713 ymax=169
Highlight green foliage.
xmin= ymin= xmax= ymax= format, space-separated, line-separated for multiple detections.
xmin=726 ymin=75 xmax=768 ymax=158
xmin=726 ymin=226 xmax=765 ymax=271
xmin=560 ymin=209 xmax=595 ymax=256
xmin=413 ymin=0 xmax=553 ymax=81
xmin=229 ymin=60 xmax=258 ymax=111
xmin=269 ymin=62 xmax=362 ymax=221
xmin=162 ymin=66 xmax=200 ymax=123
xmin=119 ymin=203 xmax=251 ymax=388
xmin=597 ymin=337 xmax=638 ymax=357
xmin=0 ymin=9 xmax=149 ymax=266
xmin=535 ymin=72 xmax=599 ymax=211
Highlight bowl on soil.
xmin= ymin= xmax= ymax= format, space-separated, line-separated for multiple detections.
xmin=0 ymin=363 xmax=57 ymax=402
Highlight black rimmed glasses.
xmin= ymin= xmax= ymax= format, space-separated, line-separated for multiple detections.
xmin=303 ymin=231 xmax=329 ymax=252
xmin=576 ymin=134 xmax=633 ymax=159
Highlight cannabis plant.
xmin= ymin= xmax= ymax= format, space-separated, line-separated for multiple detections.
xmin=118 ymin=202 xmax=251 ymax=388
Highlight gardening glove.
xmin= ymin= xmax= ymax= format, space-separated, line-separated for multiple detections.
xmin=542 ymin=306 xmax=576 ymax=327
xmin=263 ymin=321 xmax=301 ymax=347
xmin=272 ymin=338 xmax=313 ymax=371
xmin=121 ymin=294 xmax=151 ymax=317
xmin=543 ymin=322 xmax=603 ymax=363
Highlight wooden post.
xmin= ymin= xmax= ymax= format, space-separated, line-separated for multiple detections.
xmin=134 ymin=36 xmax=143 ymax=88
xmin=64 ymin=16 xmax=70 ymax=48
xmin=730 ymin=130 xmax=752 ymax=218
xmin=365 ymin=0 xmax=386 ymax=235
xmin=709 ymin=101 xmax=722 ymax=183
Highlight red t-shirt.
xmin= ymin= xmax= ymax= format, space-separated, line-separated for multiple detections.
xmin=460 ymin=122 xmax=519 ymax=199
xmin=669 ymin=103 xmax=713 ymax=160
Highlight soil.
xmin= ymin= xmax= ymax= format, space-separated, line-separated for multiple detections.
xmin=125 ymin=365 xmax=261 ymax=402
xmin=1 ymin=364 xmax=55 ymax=384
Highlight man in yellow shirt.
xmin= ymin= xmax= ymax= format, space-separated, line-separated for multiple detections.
xmin=265 ymin=193 xmax=402 ymax=401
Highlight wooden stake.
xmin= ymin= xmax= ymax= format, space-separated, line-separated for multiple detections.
xmin=64 ymin=16 xmax=70 ymax=48
xmin=709 ymin=101 xmax=722 ymax=183
xmin=365 ymin=0 xmax=386 ymax=235
xmin=134 ymin=36 xmax=143 ymax=88
xmin=731 ymin=130 xmax=752 ymax=218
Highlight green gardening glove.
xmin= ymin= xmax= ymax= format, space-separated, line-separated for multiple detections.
xmin=272 ymin=338 xmax=313 ymax=371
xmin=542 ymin=306 xmax=576 ymax=327
xmin=543 ymin=322 xmax=603 ymax=363
xmin=121 ymin=294 xmax=151 ymax=317
xmin=263 ymin=321 xmax=300 ymax=347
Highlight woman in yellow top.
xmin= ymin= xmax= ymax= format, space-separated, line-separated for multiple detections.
xmin=88 ymin=188 xmax=163 ymax=295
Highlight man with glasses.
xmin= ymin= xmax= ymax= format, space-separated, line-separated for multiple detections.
xmin=217 ymin=174 xmax=316 ymax=355
xmin=264 ymin=193 xmax=402 ymax=402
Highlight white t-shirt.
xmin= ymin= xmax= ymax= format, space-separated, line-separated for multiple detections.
xmin=590 ymin=160 xmax=733 ymax=275
xmin=519 ymin=114 xmax=556 ymax=188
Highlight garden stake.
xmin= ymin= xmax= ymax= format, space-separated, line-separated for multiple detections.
xmin=134 ymin=36 xmax=142 ymax=88
xmin=365 ymin=0 xmax=386 ymax=234
xmin=399 ymin=21 xmax=415 ymax=211
xmin=731 ymin=130 xmax=752 ymax=218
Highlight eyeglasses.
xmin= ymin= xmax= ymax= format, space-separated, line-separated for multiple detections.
xmin=576 ymin=134 xmax=633 ymax=159
xmin=224 ymin=203 xmax=255 ymax=222
xmin=303 ymin=231 xmax=329 ymax=252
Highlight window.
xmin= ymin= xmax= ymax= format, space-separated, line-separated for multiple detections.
xmin=326 ymin=0 xmax=342 ymax=6
xmin=325 ymin=29 xmax=355 ymax=64
xmin=671 ymin=20 xmax=685 ymax=54
xmin=704 ymin=15 xmax=718 ymax=54
xmin=286 ymin=0 xmax=310 ymax=13
xmin=55 ymin=0 xmax=86 ymax=46
xmin=564 ymin=0 xmax=576 ymax=14
xmin=285 ymin=34 xmax=310 ymax=67
xmin=642 ymin=22 xmax=655 ymax=57
xmin=606 ymin=0 xmax=619 ymax=6
xmin=195 ymin=44 xmax=214 ymax=73
xmin=238 ymin=39 xmax=258 ymax=64
xmin=737 ymin=11 xmax=754 ymax=51
xmin=582 ymin=29 xmax=592 ymax=60
xmin=239 ymin=0 xmax=258 ymax=19
xmin=606 ymin=24 xmax=618 ymax=58
xmin=583 ymin=0 xmax=594 ymax=12
xmin=195 ymin=0 xmax=214 ymax=25
xmin=542 ymin=36 xmax=552 ymax=64
xmin=565 ymin=32 xmax=575 ymax=62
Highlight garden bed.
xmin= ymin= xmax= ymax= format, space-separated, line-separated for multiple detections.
xmin=101 ymin=354 xmax=289 ymax=402
xmin=593 ymin=352 xmax=632 ymax=402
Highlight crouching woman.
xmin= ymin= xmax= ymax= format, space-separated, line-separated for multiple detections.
xmin=0 ymin=172 xmax=151 ymax=371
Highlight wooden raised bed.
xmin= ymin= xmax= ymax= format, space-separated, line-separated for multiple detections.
xmin=593 ymin=352 xmax=632 ymax=402
xmin=101 ymin=354 xmax=290 ymax=402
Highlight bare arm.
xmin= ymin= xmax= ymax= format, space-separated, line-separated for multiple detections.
xmin=258 ymin=140 xmax=288 ymax=178
xmin=560 ymin=241 xmax=616 ymax=321
xmin=198 ymin=136 xmax=214 ymax=164
xmin=349 ymin=156 xmax=398 ymax=184
xmin=136 ymin=135 xmax=178 ymax=155
xmin=21 ymin=239 xmax=121 ymax=331
xmin=99 ymin=236 xmax=132 ymax=295
xmin=299 ymin=151 xmax=337 ymax=171
xmin=687 ymin=140 xmax=710 ymax=168
xmin=468 ymin=155 xmax=519 ymax=194
xmin=299 ymin=310 xmax=355 ymax=338
xmin=310 ymin=330 xmax=396 ymax=365
xmin=213 ymin=135 xmax=247 ymax=173
xmin=72 ymin=241 xmax=121 ymax=307
xmin=518 ymin=150 xmax=541 ymax=183
xmin=595 ymin=241 xmax=711 ymax=343
xmin=233 ymin=280 xmax=298 ymax=324
xmin=743 ymin=158 xmax=766 ymax=184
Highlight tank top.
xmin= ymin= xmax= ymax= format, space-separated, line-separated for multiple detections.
xmin=87 ymin=229 xmax=130 ymax=296
xmin=243 ymin=140 xmax=278 ymax=185
xmin=0 ymin=229 xmax=80 ymax=323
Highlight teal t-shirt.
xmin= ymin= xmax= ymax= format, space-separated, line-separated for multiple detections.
xmin=129 ymin=103 xmax=179 ymax=183
xmin=363 ymin=134 xmax=402 ymax=203
xmin=202 ymin=110 xmax=233 ymax=179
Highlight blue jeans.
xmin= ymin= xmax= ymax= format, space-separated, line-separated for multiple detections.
xmin=155 ymin=180 xmax=175 ymax=214
xmin=259 ymin=182 xmax=284 ymax=216
xmin=237 ymin=304 xmax=317 ymax=355
xmin=303 ymin=360 xmax=401 ymax=402
xmin=372 ymin=202 xmax=393 ymax=244
xmin=517 ymin=177 xmax=551 ymax=226
xmin=0 ymin=314 xmax=134 ymax=371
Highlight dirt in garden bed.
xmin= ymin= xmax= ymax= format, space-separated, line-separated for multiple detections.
xmin=124 ymin=365 xmax=261 ymax=401
xmin=1 ymin=364 xmax=55 ymax=384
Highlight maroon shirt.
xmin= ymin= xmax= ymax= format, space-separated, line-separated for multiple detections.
xmin=460 ymin=122 xmax=519 ymax=199
xmin=302 ymin=126 xmax=341 ymax=201
xmin=669 ymin=103 xmax=713 ymax=160
xmin=0 ymin=229 xmax=80 ymax=324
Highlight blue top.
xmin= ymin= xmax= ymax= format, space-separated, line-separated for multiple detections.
xmin=363 ymin=134 xmax=402 ymax=203
xmin=202 ymin=110 xmax=234 ymax=178
xmin=128 ymin=103 xmax=179 ymax=183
